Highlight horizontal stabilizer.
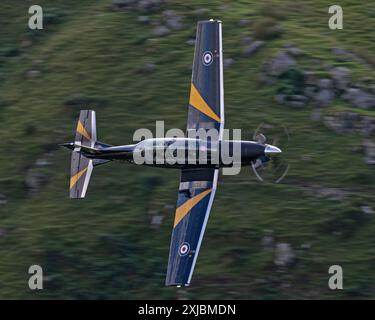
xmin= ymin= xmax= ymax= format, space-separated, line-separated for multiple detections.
xmin=70 ymin=151 xmax=93 ymax=199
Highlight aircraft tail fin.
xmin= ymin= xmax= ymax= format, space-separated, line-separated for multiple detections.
xmin=74 ymin=110 xmax=97 ymax=147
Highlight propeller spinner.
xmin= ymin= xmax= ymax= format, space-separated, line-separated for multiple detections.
xmin=251 ymin=123 xmax=290 ymax=184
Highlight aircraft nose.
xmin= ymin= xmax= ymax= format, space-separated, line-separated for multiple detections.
xmin=264 ymin=144 xmax=282 ymax=155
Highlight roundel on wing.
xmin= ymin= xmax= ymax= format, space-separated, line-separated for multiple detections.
xmin=202 ymin=51 xmax=213 ymax=66
xmin=178 ymin=242 xmax=190 ymax=256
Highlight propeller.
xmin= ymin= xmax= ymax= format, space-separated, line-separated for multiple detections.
xmin=251 ymin=123 xmax=290 ymax=184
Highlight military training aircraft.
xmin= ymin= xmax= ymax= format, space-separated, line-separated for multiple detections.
xmin=62 ymin=20 xmax=282 ymax=286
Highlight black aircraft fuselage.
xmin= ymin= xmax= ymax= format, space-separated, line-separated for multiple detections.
xmin=64 ymin=138 xmax=281 ymax=169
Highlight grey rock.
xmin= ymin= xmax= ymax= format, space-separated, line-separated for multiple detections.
xmin=219 ymin=3 xmax=231 ymax=11
xmin=265 ymin=51 xmax=296 ymax=76
xmin=223 ymin=58 xmax=235 ymax=69
xmin=241 ymin=36 xmax=253 ymax=45
xmin=150 ymin=214 xmax=164 ymax=229
xmin=25 ymin=70 xmax=41 ymax=78
xmin=263 ymin=229 xmax=274 ymax=235
xmin=324 ymin=63 xmax=334 ymax=71
xmin=323 ymin=112 xmax=375 ymax=136
xmin=193 ymin=8 xmax=210 ymax=16
xmin=160 ymin=10 xmax=184 ymax=30
xmin=274 ymin=243 xmax=295 ymax=267
xmin=318 ymin=78 xmax=333 ymax=89
xmin=286 ymin=95 xmax=308 ymax=107
xmin=361 ymin=205 xmax=374 ymax=215
xmin=142 ymin=63 xmax=156 ymax=73
xmin=259 ymin=74 xmax=276 ymax=85
xmin=361 ymin=117 xmax=375 ymax=137
xmin=289 ymin=95 xmax=308 ymax=102
xmin=342 ymin=88 xmax=375 ymax=109
xmin=32 ymin=59 xmax=44 ymax=68
xmin=311 ymin=109 xmax=322 ymax=122
xmin=314 ymin=89 xmax=335 ymax=107
xmin=287 ymin=47 xmax=303 ymax=56
xmin=283 ymin=42 xmax=295 ymax=48
xmin=238 ymin=19 xmax=251 ymax=27
xmin=305 ymin=185 xmax=348 ymax=200
xmin=243 ymin=40 xmax=264 ymax=56
xmin=138 ymin=0 xmax=164 ymax=12
xmin=166 ymin=17 xmax=184 ymax=30
xmin=363 ymin=140 xmax=375 ymax=165
xmin=330 ymin=67 xmax=351 ymax=91
xmin=275 ymin=94 xmax=286 ymax=104
xmin=261 ymin=236 xmax=274 ymax=248
xmin=112 ymin=0 xmax=164 ymax=12
xmin=332 ymin=47 xmax=349 ymax=56
xmin=288 ymin=101 xmax=306 ymax=108
xmin=152 ymin=25 xmax=170 ymax=37
xmin=332 ymin=47 xmax=352 ymax=62
xmin=324 ymin=112 xmax=359 ymax=134
xmin=137 ymin=15 xmax=150 ymax=24
xmin=0 ymin=194 xmax=7 ymax=205
xmin=21 ymin=40 xmax=32 ymax=48
xmin=25 ymin=168 xmax=48 ymax=194
xmin=35 ymin=158 xmax=51 ymax=167
xmin=161 ymin=9 xmax=176 ymax=18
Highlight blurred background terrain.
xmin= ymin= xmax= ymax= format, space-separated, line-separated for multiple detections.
xmin=0 ymin=0 xmax=374 ymax=299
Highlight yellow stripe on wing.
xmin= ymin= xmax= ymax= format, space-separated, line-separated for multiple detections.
xmin=70 ymin=167 xmax=88 ymax=189
xmin=189 ymin=83 xmax=221 ymax=123
xmin=174 ymin=188 xmax=212 ymax=228
xmin=77 ymin=120 xmax=91 ymax=140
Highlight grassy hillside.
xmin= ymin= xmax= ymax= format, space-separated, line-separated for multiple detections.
xmin=0 ymin=0 xmax=374 ymax=299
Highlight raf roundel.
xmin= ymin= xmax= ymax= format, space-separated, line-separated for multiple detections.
xmin=202 ymin=51 xmax=213 ymax=66
xmin=179 ymin=242 xmax=190 ymax=256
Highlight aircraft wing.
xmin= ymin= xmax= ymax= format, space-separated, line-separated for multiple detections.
xmin=166 ymin=20 xmax=224 ymax=286
xmin=166 ymin=168 xmax=218 ymax=286
xmin=186 ymin=20 xmax=224 ymax=139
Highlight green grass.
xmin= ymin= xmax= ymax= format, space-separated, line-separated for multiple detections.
xmin=0 ymin=0 xmax=374 ymax=299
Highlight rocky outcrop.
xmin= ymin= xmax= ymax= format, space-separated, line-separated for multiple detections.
xmin=223 ymin=58 xmax=235 ymax=69
xmin=162 ymin=10 xmax=184 ymax=30
xmin=263 ymin=51 xmax=296 ymax=77
xmin=330 ymin=67 xmax=351 ymax=91
xmin=363 ymin=140 xmax=375 ymax=165
xmin=112 ymin=0 xmax=164 ymax=12
xmin=0 ymin=194 xmax=7 ymax=205
xmin=323 ymin=112 xmax=375 ymax=137
xmin=243 ymin=40 xmax=264 ymax=56
xmin=25 ymin=169 xmax=48 ymax=195
xmin=342 ymin=88 xmax=375 ymax=109
xmin=25 ymin=155 xmax=52 ymax=195
xmin=264 ymin=49 xmax=375 ymax=110
xmin=152 ymin=25 xmax=170 ymax=37
xmin=313 ymin=79 xmax=335 ymax=107
xmin=274 ymin=243 xmax=295 ymax=267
